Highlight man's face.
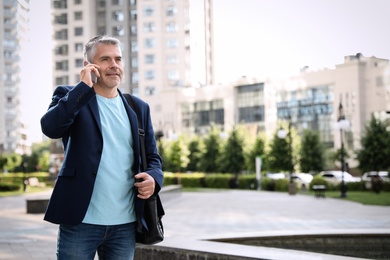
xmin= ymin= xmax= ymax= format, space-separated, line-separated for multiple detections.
xmin=92 ymin=43 xmax=123 ymax=88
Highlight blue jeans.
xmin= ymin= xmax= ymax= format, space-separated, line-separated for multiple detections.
xmin=57 ymin=222 xmax=136 ymax=260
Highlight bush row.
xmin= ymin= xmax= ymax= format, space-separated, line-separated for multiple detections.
xmin=164 ymin=173 xmax=390 ymax=192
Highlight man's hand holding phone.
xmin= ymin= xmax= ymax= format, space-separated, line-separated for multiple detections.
xmin=82 ymin=60 xmax=100 ymax=86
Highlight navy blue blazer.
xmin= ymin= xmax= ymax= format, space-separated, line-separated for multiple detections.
xmin=41 ymin=82 xmax=163 ymax=225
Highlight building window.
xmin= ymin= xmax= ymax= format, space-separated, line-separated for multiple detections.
xmin=75 ymin=27 xmax=83 ymax=36
xmin=131 ymin=72 xmax=139 ymax=84
xmin=145 ymin=70 xmax=155 ymax=80
xmin=55 ymin=60 xmax=69 ymax=71
xmin=54 ymin=13 xmax=67 ymax=24
xmin=167 ymin=70 xmax=179 ymax=81
xmin=167 ymin=38 xmax=178 ymax=48
xmin=55 ymin=45 xmax=68 ymax=55
xmin=144 ymin=6 xmax=154 ymax=16
xmin=145 ymin=86 xmax=156 ymax=96
xmin=113 ymin=10 xmax=124 ymax=21
xmin=143 ymin=22 xmax=155 ymax=32
xmin=75 ymin=74 xmax=80 ymax=83
xmin=75 ymin=43 xmax=83 ymax=52
xmin=167 ymin=55 xmax=178 ymax=64
xmin=130 ymin=25 xmax=137 ymax=35
xmin=113 ymin=26 xmax=124 ymax=36
xmin=166 ymin=6 xmax=177 ymax=16
xmin=130 ymin=10 xmax=137 ymax=20
xmin=97 ymin=11 xmax=106 ymax=23
xmin=98 ymin=0 xmax=106 ymax=7
xmin=166 ymin=22 xmax=177 ymax=32
xmin=97 ymin=27 xmax=106 ymax=35
xmin=131 ymin=57 xmax=138 ymax=68
xmin=75 ymin=59 xmax=83 ymax=67
xmin=144 ymin=38 xmax=155 ymax=48
xmin=112 ymin=0 xmax=123 ymax=5
xmin=74 ymin=0 xmax=82 ymax=4
xmin=145 ymin=54 xmax=155 ymax=64
xmin=74 ymin=11 xmax=83 ymax=20
xmin=55 ymin=29 xmax=68 ymax=40
xmin=131 ymin=41 xmax=138 ymax=53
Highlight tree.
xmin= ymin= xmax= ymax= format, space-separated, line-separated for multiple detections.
xmin=167 ymin=137 xmax=189 ymax=172
xmin=267 ymin=129 xmax=292 ymax=172
xmin=186 ymin=137 xmax=203 ymax=172
xmin=198 ymin=126 xmax=221 ymax=173
xmin=217 ymin=127 xmax=245 ymax=174
xmin=246 ymin=133 xmax=266 ymax=173
xmin=356 ymin=115 xmax=390 ymax=173
xmin=299 ymin=130 xmax=324 ymax=173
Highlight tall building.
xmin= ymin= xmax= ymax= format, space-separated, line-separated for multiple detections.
xmin=51 ymin=0 xmax=193 ymax=131
xmin=0 ymin=0 xmax=30 ymax=155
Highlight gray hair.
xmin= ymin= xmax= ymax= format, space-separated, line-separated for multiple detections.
xmin=84 ymin=35 xmax=121 ymax=62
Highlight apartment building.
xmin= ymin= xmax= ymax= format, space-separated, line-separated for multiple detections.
xmin=0 ymin=0 xmax=29 ymax=155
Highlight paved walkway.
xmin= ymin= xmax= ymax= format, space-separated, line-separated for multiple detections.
xmin=1 ymin=189 xmax=390 ymax=259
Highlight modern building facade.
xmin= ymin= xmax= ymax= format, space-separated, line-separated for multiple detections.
xmin=153 ymin=54 xmax=390 ymax=171
xmin=0 ymin=0 xmax=30 ymax=155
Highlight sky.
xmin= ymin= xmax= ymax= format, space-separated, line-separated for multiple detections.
xmin=21 ymin=0 xmax=390 ymax=143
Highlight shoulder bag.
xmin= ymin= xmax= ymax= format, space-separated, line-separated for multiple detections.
xmin=124 ymin=93 xmax=165 ymax=245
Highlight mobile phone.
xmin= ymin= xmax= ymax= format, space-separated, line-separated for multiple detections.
xmin=86 ymin=60 xmax=97 ymax=83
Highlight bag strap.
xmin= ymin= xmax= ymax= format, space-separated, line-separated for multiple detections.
xmin=124 ymin=93 xmax=147 ymax=172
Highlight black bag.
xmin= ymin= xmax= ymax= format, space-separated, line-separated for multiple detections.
xmin=124 ymin=94 xmax=164 ymax=245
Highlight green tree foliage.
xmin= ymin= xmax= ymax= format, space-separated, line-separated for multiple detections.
xmin=217 ymin=127 xmax=245 ymax=174
xmin=246 ymin=133 xmax=266 ymax=173
xmin=167 ymin=138 xmax=189 ymax=172
xmin=0 ymin=153 xmax=22 ymax=172
xmin=356 ymin=116 xmax=390 ymax=173
xmin=299 ymin=130 xmax=324 ymax=173
xmin=186 ymin=137 xmax=203 ymax=172
xmin=267 ymin=129 xmax=292 ymax=172
xmin=198 ymin=126 xmax=221 ymax=173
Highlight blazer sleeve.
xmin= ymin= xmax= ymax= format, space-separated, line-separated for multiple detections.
xmin=41 ymin=82 xmax=96 ymax=139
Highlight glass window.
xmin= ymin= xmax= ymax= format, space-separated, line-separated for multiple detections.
xmin=167 ymin=55 xmax=178 ymax=64
xmin=130 ymin=10 xmax=137 ymax=20
xmin=145 ymin=86 xmax=156 ymax=96
xmin=143 ymin=22 xmax=155 ymax=32
xmin=145 ymin=54 xmax=155 ymax=64
xmin=131 ymin=72 xmax=139 ymax=84
xmin=166 ymin=22 xmax=177 ymax=32
xmin=74 ymin=0 xmax=82 ymax=4
xmin=166 ymin=6 xmax=177 ymax=16
xmin=144 ymin=38 xmax=155 ymax=48
xmin=144 ymin=6 xmax=154 ymax=16
xmin=131 ymin=41 xmax=138 ymax=53
xmin=75 ymin=43 xmax=83 ymax=52
xmin=75 ymin=58 xmax=83 ymax=67
xmin=74 ymin=11 xmax=83 ymax=20
xmin=167 ymin=38 xmax=178 ymax=48
xmin=75 ymin=27 xmax=83 ymax=36
xmin=167 ymin=70 xmax=179 ymax=80
xmin=113 ymin=26 xmax=124 ymax=36
xmin=130 ymin=25 xmax=137 ymax=35
xmin=131 ymin=57 xmax=138 ymax=68
xmin=145 ymin=70 xmax=155 ymax=80
xmin=113 ymin=10 xmax=124 ymax=21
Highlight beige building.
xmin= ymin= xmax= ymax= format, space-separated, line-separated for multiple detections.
xmin=153 ymin=54 xmax=390 ymax=170
xmin=0 ymin=0 xmax=30 ymax=155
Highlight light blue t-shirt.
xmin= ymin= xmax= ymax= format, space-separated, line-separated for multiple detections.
xmin=83 ymin=94 xmax=136 ymax=225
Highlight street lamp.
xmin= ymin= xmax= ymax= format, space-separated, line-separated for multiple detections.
xmin=277 ymin=120 xmax=296 ymax=195
xmin=336 ymin=102 xmax=350 ymax=198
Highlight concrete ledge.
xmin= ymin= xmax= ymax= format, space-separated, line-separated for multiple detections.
xmin=159 ymin=184 xmax=182 ymax=203
xmin=135 ymin=237 xmax=363 ymax=260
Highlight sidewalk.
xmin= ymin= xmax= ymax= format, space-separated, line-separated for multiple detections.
xmin=1 ymin=189 xmax=390 ymax=259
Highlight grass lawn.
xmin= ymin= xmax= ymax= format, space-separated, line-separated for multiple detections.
xmin=322 ymin=191 xmax=390 ymax=206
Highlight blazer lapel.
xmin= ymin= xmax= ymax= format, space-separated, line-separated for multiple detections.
xmin=88 ymin=96 xmax=102 ymax=134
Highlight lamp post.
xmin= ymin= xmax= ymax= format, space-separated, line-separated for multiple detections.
xmin=277 ymin=119 xmax=296 ymax=195
xmin=337 ymin=102 xmax=350 ymax=198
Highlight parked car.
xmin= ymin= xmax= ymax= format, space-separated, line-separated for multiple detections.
xmin=319 ymin=171 xmax=361 ymax=184
xmin=266 ymin=172 xmax=286 ymax=180
xmin=290 ymin=173 xmax=313 ymax=189
xmin=362 ymin=171 xmax=389 ymax=182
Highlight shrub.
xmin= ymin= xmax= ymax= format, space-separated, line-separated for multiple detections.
xmin=0 ymin=183 xmax=20 ymax=192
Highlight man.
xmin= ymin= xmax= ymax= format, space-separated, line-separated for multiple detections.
xmin=41 ymin=35 xmax=163 ymax=259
